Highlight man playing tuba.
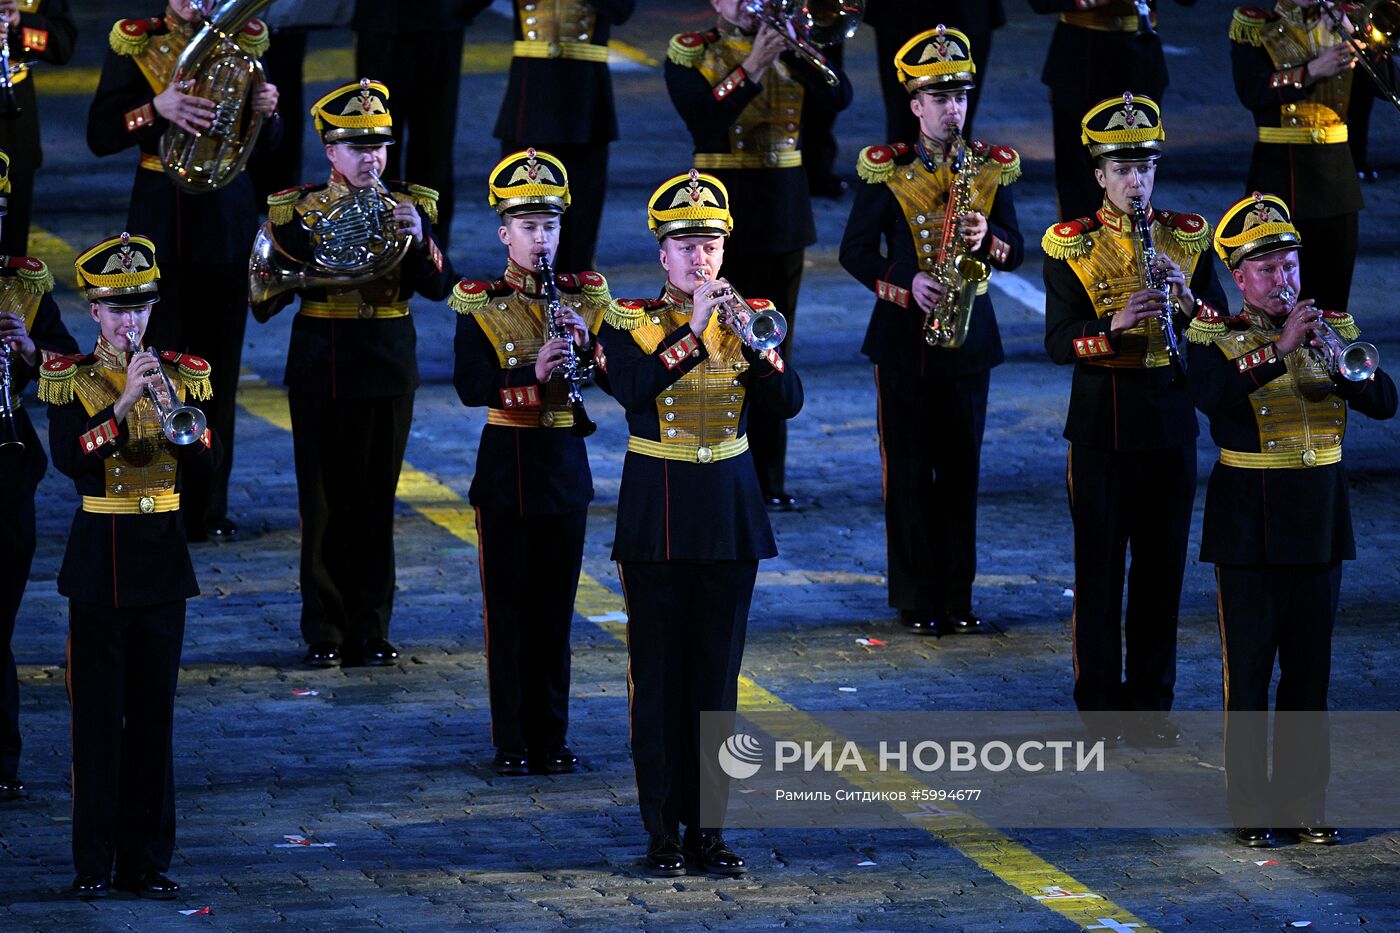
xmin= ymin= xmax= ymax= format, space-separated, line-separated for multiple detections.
xmin=250 ymin=79 xmax=455 ymax=670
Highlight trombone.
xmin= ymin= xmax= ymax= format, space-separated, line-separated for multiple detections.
xmin=126 ymin=329 xmax=209 ymax=445
xmin=742 ymin=0 xmax=863 ymax=86
xmin=1322 ymin=0 xmax=1400 ymax=115
xmin=694 ymin=269 xmax=787 ymax=352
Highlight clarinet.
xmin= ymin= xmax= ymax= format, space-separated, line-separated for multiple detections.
xmin=537 ymin=255 xmax=597 ymax=438
xmin=0 ymin=23 xmax=21 ymax=119
xmin=1129 ymin=197 xmax=1186 ymax=386
xmin=0 ymin=336 xmax=22 ymax=452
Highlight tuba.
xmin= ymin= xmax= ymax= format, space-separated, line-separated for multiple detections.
xmin=923 ymin=131 xmax=989 ymax=349
xmin=742 ymin=0 xmax=863 ymax=86
xmin=248 ymin=169 xmax=411 ymax=305
xmin=159 ymin=0 xmax=274 ymax=192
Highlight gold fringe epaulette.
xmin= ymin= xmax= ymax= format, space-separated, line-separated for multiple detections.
xmin=449 ymin=280 xmax=494 ymax=316
xmin=856 ymin=145 xmax=900 ymax=184
xmin=5 ymin=257 xmax=54 ymax=294
xmin=668 ymin=32 xmax=709 ymax=67
xmin=1322 ymin=310 xmax=1360 ymax=341
xmin=1186 ymin=301 xmax=1229 ymax=345
xmin=407 ymin=185 xmax=440 ymax=224
xmin=236 ymin=18 xmax=270 ymax=57
xmin=575 ymin=271 xmax=611 ymax=308
xmin=1042 ymin=220 xmax=1093 ymax=260
xmin=604 ymin=298 xmax=650 ymax=331
xmin=1159 ymin=211 xmax=1212 ymax=254
xmin=266 ymin=186 xmax=309 ymax=225
xmin=1229 ymin=7 xmax=1270 ymax=46
xmin=37 ymin=354 xmax=83 ymax=405
xmin=109 ymin=17 xmax=157 ymax=57
xmin=989 ymin=145 xmax=1022 ymax=186
xmin=162 ymin=351 xmax=213 ymax=402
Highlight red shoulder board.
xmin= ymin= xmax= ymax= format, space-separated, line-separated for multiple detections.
xmin=4 ymin=256 xmax=44 ymax=272
xmin=890 ymin=142 xmax=909 ymax=155
xmin=1321 ymin=309 xmax=1351 ymax=322
xmin=1194 ymin=302 xmax=1226 ymax=325
xmin=1237 ymin=6 xmax=1273 ymax=20
xmin=616 ymin=298 xmax=665 ymax=311
xmin=986 ymin=145 xmax=1018 ymax=165
xmin=41 ymin=354 xmax=83 ymax=375
xmin=241 ymin=18 xmax=266 ymax=37
xmin=271 ymin=183 xmax=316 ymax=198
xmin=1052 ymin=217 xmax=1095 ymax=238
xmin=744 ymin=298 xmax=775 ymax=312
xmin=1338 ymin=2 xmax=1364 ymax=14
xmin=160 ymin=350 xmax=210 ymax=372
xmin=116 ymin=17 xmax=162 ymax=38
xmin=1162 ymin=211 xmax=1207 ymax=235
xmin=673 ymin=32 xmax=707 ymax=50
xmin=555 ymin=273 xmax=578 ymax=288
xmin=455 ymin=279 xmax=490 ymax=296
xmin=863 ymin=145 xmax=896 ymax=166
xmin=578 ymin=271 xmax=605 ymax=287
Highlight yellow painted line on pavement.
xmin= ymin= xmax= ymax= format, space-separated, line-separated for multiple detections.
xmin=234 ymin=375 xmax=1155 ymax=931
xmin=27 ymin=226 xmax=80 ymax=288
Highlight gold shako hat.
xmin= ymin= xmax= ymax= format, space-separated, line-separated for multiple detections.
xmin=489 ymin=148 xmax=570 ymax=215
xmin=312 ymin=78 xmax=394 ymax=145
xmin=1214 ymin=192 xmax=1302 ymax=269
xmin=75 ymin=232 xmax=161 ymax=307
xmin=647 ymin=169 xmax=733 ymax=240
xmin=1081 ymin=92 xmax=1165 ymax=161
xmin=895 ymin=25 xmax=976 ymax=93
xmin=0 ymin=148 xmax=10 ymax=216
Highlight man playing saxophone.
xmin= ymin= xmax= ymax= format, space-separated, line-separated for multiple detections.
xmin=448 ymin=149 xmax=611 ymax=777
xmin=87 ymin=0 xmax=279 ymax=543
xmin=839 ymin=26 xmax=1023 ymax=636
xmin=251 ymin=79 xmax=455 ymax=669
xmin=1042 ymin=93 xmax=1227 ymax=745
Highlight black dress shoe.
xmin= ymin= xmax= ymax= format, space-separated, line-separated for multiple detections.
xmin=361 ymin=638 xmax=399 ymax=666
xmin=1235 ymin=827 xmax=1277 ymax=847
xmin=493 ymin=750 xmax=530 ymax=776
xmin=763 ymin=493 xmax=797 ymax=512
xmin=645 ymin=832 xmax=686 ymax=877
xmin=1125 ymin=716 xmax=1182 ymax=748
xmin=1296 ymin=826 xmax=1340 ymax=845
xmin=0 ymin=774 xmax=24 ymax=800
xmin=206 ymin=517 xmax=238 ymax=540
xmin=71 ymin=874 xmax=109 ymax=899
xmin=899 ymin=609 xmax=943 ymax=635
xmin=305 ymin=642 xmax=341 ymax=668
xmin=535 ymin=746 xmax=579 ymax=774
xmin=115 ymin=869 xmax=180 ymax=899
xmin=941 ymin=610 xmax=986 ymax=634
xmin=683 ymin=828 xmax=746 ymax=876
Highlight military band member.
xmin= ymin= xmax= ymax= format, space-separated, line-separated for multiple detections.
xmin=251 ymin=80 xmax=454 ymax=668
xmin=840 ymin=26 xmax=1022 ymax=636
xmin=596 ymin=171 xmax=803 ymax=877
xmin=493 ymin=0 xmax=634 ymax=269
xmin=1029 ymin=0 xmax=1199 ymax=221
xmin=42 ymin=233 xmax=219 ymax=899
xmin=1230 ymin=1 xmax=1363 ymax=311
xmin=666 ymin=0 xmax=850 ymax=509
xmin=0 ymin=149 xmax=77 ymax=802
xmin=87 ymin=0 xmax=280 ymax=542
xmin=0 ymin=0 xmax=77 ymax=258
xmin=449 ymin=149 xmax=610 ymax=776
xmin=1188 ymin=194 xmax=1396 ymax=847
xmin=1042 ymin=94 xmax=1227 ymax=744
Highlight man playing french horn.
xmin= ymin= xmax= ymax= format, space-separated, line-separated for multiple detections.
xmin=250 ymin=79 xmax=455 ymax=669
xmin=840 ymin=25 xmax=1023 ymax=637
xmin=88 ymin=0 xmax=279 ymax=543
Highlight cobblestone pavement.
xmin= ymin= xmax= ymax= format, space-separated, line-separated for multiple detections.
xmin=2 ymin=3 xmax=1398 ymax=930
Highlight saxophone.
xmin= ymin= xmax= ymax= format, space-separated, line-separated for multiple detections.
xmin=923 ymin=131 xmax=990 ymax=349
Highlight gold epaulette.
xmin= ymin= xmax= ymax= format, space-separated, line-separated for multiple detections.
xmin=1157 ymin=210 xmax=1212 ymax=254
xmin=407 ymin=184 xmax=440 ymax=224
xmin=160 ymin=351 xmax=213 ymax=402
xmin=986 ymin=144 xmax=1022 ymax=186
xmin=556 ymin=270 xmax=612 ymax=309
xmin=109 ymin=17 xmax=159 ymax=57
xmin=448 ymin=279 xmax=498 ymax=315
xmin=604 ymin=298 xmax=652 ymax=331
xmin=37 ymin=354 xmax=85 ymax=405
xmin=856 ymin=144 xmax=905 ymax=184
xmin=236 ymin=18 xmax=270 ymax=57
xmin=1229 ymin=7 xmax=1271 ymax=46
xmin=1042 ymin=219 xmax=1094 ymax=260
xmin=1186 ymin=302 xmax=1230 ymax=345
xmin=4 ymin=256 xmax=54 ymax=294
xmin=1322 ymin=309 xmax=1360 ymax=341
xmin=267 ymin=185 xmax=312 ymax=225
xmin=668 ymin=32 xmax=710 ymax=67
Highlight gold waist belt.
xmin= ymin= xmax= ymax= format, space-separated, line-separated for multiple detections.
xmin=298 ymin=300 xmax=410 ymax=320
xmin=512 ymin=40 xmax=610 ymax=62
xmin=82 ymin=492 xmax=180 ymax=515
xmin=1219 ymin=446 xmax=1341 ymax=469
xmin=1087 ymin=351 xmax=1171 ymax=370
xmin=694 ymin=151 xmax=803 ymax=170
xmin=1059 ymin=12 xmax=1146 ymax=31
xmin=139 ymin=153 xmax=163 ymax=172
xmin=487 ymin=408 xmax=576 ymax=429
xmin=627 ymin=434 xmax=748 ymax=464
xmin=1258 ymin=125 xmax=1349 ymax=144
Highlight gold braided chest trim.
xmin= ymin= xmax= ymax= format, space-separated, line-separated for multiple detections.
xmin=885 ymin=156 xmax=1003 ymax=275
xmin=695 ymin=34 xmax=804 ymax=160
xmin=1214 ymin=327 xmax=1347 ymax=458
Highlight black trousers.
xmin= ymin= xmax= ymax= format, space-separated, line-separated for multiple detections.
xmin=0 ymin=440 xmax=40 ymax=779
xmin=1216 ymin=562 xmax=1340 ymax=828
xmin=875 ymin=365 xmax=989 ymax=617
xmin=67 ymin=599 xmax=186 ymax=881
xmin=619 ymin=560 xmax=756 ymax=836
xmin=719 ymin=248 xmax=805 ymax=498
xmin=1295 ymin=213 xmax=1358 ymax=312
xmin=802 ymin=43 xmax=844 ymax=187
xmin=475 ymin=507 xmax=586 ymax=754
xmin=144 ymin=262 xmax=248 ymax=528
xmin=499 ymin=140 xmax=610 ymax=272
xmin=1067 ymin=441 xmax=1195 ymax=712
xmin=289 ymin=390 xmax=413 ymax=650
xmin=357 ymin=28 xmax=468 ymax=250
xmin=874 ymin=28 xmax=993 ymax=142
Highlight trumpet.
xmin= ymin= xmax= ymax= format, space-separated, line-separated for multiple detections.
xmin=1279 ymin=289 xmax=1380 ymax=382
xmin=125 ymin=329 xmax=208 ymax=445
xmin=1 ymin=336 xmax=21 ymax=453
xmin=694 ymin=269 xmax=787 ymax=352
xmin=742 ymin=0 xmax=863 ymax=86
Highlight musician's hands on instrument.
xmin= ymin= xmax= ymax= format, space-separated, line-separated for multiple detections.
xmin=251 ymin=81 xmax=280 ymax=115
xmin=1153 ymin=255 xmax=1195 ymax=306
xmin=959 ymin=212 xmax=987 ymax=253
xmin=742 ymin=24 xmax=787 ymax=81
xmin=114 ymin=350 xmax=163 ymax=421
xmin=534 ymin=337 xmax=571 ymax=383
xmin=691 ymin=276 xmax=730 ymax=338
xmin=155 ymin=79 xmax=217 ymax=134
xmin=555 ymin=307 xmax=589 ymax=348
xmin=1111 ymin=288 xmax=1169 ymax=333
xmin=1306 ymin=41 xmax=1357 ymax=81
xmin=392 ymin=202 xmax=423 ymax=244
xmin=911 ymin=272 xmax=946 ymax=314
xmin=0 ymin=311 xmax=35 ymax=365
xmin=1277 ymin=298 xmax=1324 ymax=356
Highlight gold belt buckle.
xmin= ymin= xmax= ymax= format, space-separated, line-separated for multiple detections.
xmin=1302 ymin=449 xmax=1318 ymax=467
xmin=541 ymin=410 xmax=556 ymax=428
xmin=696 ymin=445 xmax=713 ymax=464
xmin=547 ymin=41 xmax=561 ymax=57
xmin=763 ymin=151 xmax=779 ymax=167
xmin=358 ymin=301 xmax=374 ymax=319
xmin=138 ymin=496 xmax=156 ymax=514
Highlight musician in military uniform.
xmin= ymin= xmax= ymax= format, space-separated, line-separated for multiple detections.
xmin=1230 ymin=1 xmax=1364 ymax=311
xmin=595 ymin=170 xmax=803 ymax=877
xmin=1042 ymin=94 xmax=1227 ymax=744
xmin=0 ymin=0 xmax=76 ymax=257
xmin=42 ymin=233 xmax=219 ymax=899
xmin=87 ymin=0 xmax=279 ymax=542
xmin=449 ymin=149 xmax=611 ymax=776
xmin=493 ymin=0 xmax=634 ymax=270
xmin=666 ymin=0 xmax=850 ymax=510
xmin=0 ymin=148 xmax=76 ymax=802
xmin=1029 ymin=0 xmax=1199 ymax=221
xmin=1187 ymin=194 xmax=1396 ymax=848
xmin=251 ymin=79 xmax=454 ymax=668
xmin=840 ymin=27 xmax=1023 ymax=637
